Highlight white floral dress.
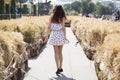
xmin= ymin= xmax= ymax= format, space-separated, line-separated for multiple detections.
xmin=48 ymin=23 xmax=68 ymax=45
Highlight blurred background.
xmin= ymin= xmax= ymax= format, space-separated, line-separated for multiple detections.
xmin=0 ymin=0 xmax=120 ymax=80
xmin=0 ymin=0 xmax=120 ymax=20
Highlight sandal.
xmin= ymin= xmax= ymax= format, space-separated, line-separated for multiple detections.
xmin=56 ymin=69 xmax=60 ymax=76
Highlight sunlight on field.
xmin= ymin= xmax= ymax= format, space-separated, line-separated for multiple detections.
xmin=0 ymin=31 xmax=26 ymax=77
xmin=70 ymin=16 xmax=120 ymax=80
xmin=0 ymin=16 xmax=49 ymax=79
xmin=0 ymin=16 xmax=120 ymax=79
xmin=0 ymin=16 xmax=50 ymax=42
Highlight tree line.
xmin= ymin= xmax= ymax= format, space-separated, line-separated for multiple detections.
xmin=63 ymin=0 xmax=117 ymax=16
xmin=0 ymin=0 xmax=119 ymax=19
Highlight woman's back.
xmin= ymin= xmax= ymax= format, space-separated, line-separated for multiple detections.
xmin=51 ymin=23 xmax=62 ymax=31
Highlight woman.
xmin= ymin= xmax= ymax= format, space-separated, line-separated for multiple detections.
xmin=44 ymin=5 xmax=69 ymax=75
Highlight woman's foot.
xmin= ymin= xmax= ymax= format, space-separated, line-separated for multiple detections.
xmin=56 ymin=69 xmax=60 ymax=76
xmin=59 ymin=68 xmax=63 ymax=72
xmin=56 ymin=68 xmax=63 ymax=76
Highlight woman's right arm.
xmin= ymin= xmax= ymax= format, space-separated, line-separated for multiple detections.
xmin=62 ymin=17 xmax=66 ymax=39
xmin=62 ymin=17 xmax=69 ymax=43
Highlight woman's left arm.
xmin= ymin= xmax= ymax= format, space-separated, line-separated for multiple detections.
xmin=62 ymin=18 xmax=66 ymax=39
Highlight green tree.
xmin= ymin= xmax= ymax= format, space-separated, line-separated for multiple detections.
xmin=88 ymin=2 xmax=95 ymax=14
xmin=64 ymin=4 xmax=71 ymax=15
xmin=63 ymin=1 xmax=82 ymax=15
xmin=6 ymin=4 xmax=11 ymax=19
xmin=108 ymin=2 xmax=116 ymax=12
xmin=0 ymin=0 xmax=4 ymax=14
xmin=95 ymin=2 xmax=112 ymax=15
xmin=95 ymin=2 xmax=103 ymax=15
xmin=81 ymin=0 xmax=92 ymax=15
xmin=33 ymin=5 xmax=38 ymax=16
xmin=64 ymin=4 xmax=71 ymax=11
xmin=69 ymin=10 xmax=79 ymax=15
xmin=11 ymin=0 xmax=16 ymax=18
xmin=103 ymin=6 xmax=112 ymax=15
xmin=71 ymin=1 xmax=81 ymax=13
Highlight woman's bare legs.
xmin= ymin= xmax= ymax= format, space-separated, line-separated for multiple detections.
xmin=58 ymin=45 xmax=63 ymax=69
xmin=53 ymin=45 xmax=63 ymax=75
xmin=53 ymin=45 xmax=60 ymax=69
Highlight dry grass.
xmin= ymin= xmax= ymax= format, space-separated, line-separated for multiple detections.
xmin=0 ymin=16 xmax=49 ymax=78
xmin=94 ymin=33 xmax=120 ymax=80
xmin=0 ymin=16 xmax=49 ymax=43
xmin=0 ymin=31 xmax=26 ymax=77
xmin=70 ymin=16 xmax=120 ymax=80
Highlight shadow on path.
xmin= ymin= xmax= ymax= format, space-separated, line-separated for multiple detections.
xmin=49 ymin=74 xmax=76 ymax=80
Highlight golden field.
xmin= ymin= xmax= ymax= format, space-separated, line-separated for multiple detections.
xmin=70 ymin=16 xmax=120 ymax=80
xmin=0 ymin=16 xmax=120 ymax=79
xmin=0 ymin=16 xmax=49 ymax=79
xmin=0 ymin=16 xmax=49 ymax=43
xmin=0 ymin=31 xmax=26 ymax=78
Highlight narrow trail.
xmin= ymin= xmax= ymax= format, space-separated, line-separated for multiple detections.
xmin=23 ymin=28 xmax=98 ymax=80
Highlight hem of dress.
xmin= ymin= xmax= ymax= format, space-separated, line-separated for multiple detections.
xmin=47 ymin=40 xmax=69 ymax=46
xmin=48 ymin=44 xmax=65 ymax=46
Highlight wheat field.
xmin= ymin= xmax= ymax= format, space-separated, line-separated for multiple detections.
xmin=70 ymin=16 xmax=120 ymax=80
xmin=0 ymin=16 xmax=120 ymax=79
xmin=0 ymin=16 xmax=49 ymax=78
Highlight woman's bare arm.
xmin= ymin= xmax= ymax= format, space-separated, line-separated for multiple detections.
xmin=62 ymin=18 xmax=66 ymax=39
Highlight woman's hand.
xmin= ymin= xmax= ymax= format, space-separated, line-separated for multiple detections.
xmin=65 ymin=38 xmax=69 ymax=43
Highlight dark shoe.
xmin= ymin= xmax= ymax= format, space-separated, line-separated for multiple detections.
xmin=59 ymin=68 xmax=63 ymax=72
xmin=56 ymin=69 xmax=60 ymax=76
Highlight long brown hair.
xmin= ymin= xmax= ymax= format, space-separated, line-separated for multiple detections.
xmin=51 ymin=5 xmax=67 ymax=23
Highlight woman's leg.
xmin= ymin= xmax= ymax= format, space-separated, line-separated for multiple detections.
xmin=58 ymin=45 xmax=63 ymax=69
xmin=53 ymin=45 xmax=60 ymax=69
